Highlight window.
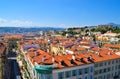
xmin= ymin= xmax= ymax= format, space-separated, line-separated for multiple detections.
xmin=94 ymin=77 xmax=97 ymax=79
xmin=72 ymin=70 xmax=76 ymax=76
xmin=90 ymin=75 xmax=93 ymax=79
xmin=118 ymin=65 xmax=120 ymax=69
xmin=104 ymin=68 xmax=106 ymax=73
xmin=104 ymin=62 xmax=107 ymax=66
xmin=107 ymin=74 xmax=110 ymax=79
xmin=112 ymin=60 xmax=114 ymax=64
xmin=33 ymin=70 xmax=35 ymax=76
xmin=103 ymin=75 xmax=105 ymax=79
xmin=65 ymin=71 xmax=71 ymax=78
xmin=112 ymin=66 xmax=115 ymax=71
xmin=78 ymin=69 xmax=82 ymax=75
xmin=58 ymin=72 xmax=64 ymax=79
xmin=85 ymin=76 xmax=87 ymax=79
xmin=112 ymin=73 xmax=114 ymax=77
xmin=94 ymin=70 xmax=98 ymax=75
xmin=85 ymin=68 xmax=88 ymax=74
xmin=116 ymin=59 xmax=118 ymax=63
xmin=95 ymin=63 xmax=98 ymax=67
xmin=46 ymin=74 xmax=52 ymax=79
xmin=115 ymin=65 xmax=118 ymax=70
xmin=98 ymin=76 xmax=102 ymax=79
xmin=40 ymin=74 xmax=44 ymax=79
xmin=78 ymin=78 xmax=82 ymax=79
xmin=108 ymin=67 xmax=111 ymax=72
xmin=104 ymin=75 xmax=107 ymax=79
xmin=83 ymin=68 xmax=85 ymax=74
xmin=119 ymin=71 xmax=120 ymax=75
xmin=99 ymin=69 xmax=102 ymax=74
xmin=108 ymin=61 xmax=111 ymax=65
xmin=89 ymin=67 xmax=93 ymax=72
xmin=99 ymin=62 xmax=103 ymax=67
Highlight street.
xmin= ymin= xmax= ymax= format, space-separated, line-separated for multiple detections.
xmin=3 ymin=51 xmax=21 ymax=79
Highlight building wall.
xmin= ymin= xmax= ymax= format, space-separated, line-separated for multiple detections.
xmin=35 ymin=58 xmax=120 ymax=79
xmin=94 ymin=58 xmax=120 ymax=79
xmin=20 ymin=47 xmax=36 ymax=79
xmin=51 ymin=45 xmax=65 ymax=55
xmin=52 ymin=64 xmax=94 ymax=79
xmin=19 ymin=44 xmax=120 ymax=79
xmin=25 ymin=55 xmax=35 ymax=79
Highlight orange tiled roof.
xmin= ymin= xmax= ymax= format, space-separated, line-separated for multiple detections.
xmin=4 ymin=34 xmax=23 ymax=39
xmin=0 ymin=43 xmax=6 ymax=55
xmin=103 ymin=43 xmax=112 ymax=47
xmin=20 ymin=36 xmax=120 ymax=69
xmin=112 ymin=44 xmax=120 ymax=48
xmin=91 ymin=47 xmax=100 ymax=51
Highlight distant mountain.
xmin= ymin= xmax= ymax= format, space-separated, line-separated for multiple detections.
xmin=108 ymin=23 xmax=120 ymax=27
xmin=0 ymin=27 xmax=65 ymax=33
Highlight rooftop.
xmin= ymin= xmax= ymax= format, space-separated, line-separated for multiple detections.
xmin=19 ymin=36 xmax=120 ymax=69
xmin=25 ymin=46 xmax=120 ymax=69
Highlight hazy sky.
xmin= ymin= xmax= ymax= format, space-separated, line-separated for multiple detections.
xmin=0 ymin=0 xmax=120 ymax=27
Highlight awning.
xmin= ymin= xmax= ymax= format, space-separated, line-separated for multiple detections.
xmin=24 ymin=72 xmax=28 ymax=78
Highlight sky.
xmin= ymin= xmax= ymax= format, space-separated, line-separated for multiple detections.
xmin=0 ymin=0 xmax=120 ymax=28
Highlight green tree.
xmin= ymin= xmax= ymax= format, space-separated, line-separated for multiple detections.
xmin=92 ymin=35 xmax=96 ymax=43
xmin=61 ymin=31 xmax=67 ymax=36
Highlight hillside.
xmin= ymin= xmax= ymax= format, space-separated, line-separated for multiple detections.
xmin=0 ymin=27 xmax=65 ymax=33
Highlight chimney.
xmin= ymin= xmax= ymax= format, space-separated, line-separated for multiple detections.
xmin=79 ymin=58 xmax=83 ymax=62
xmin=59 ymin=62 xmax=61 ymax=65
xmin=35 ymin=52 xmax=39 ymax=56
xmin=108 ymin=52 xmax=111 ymax=55
xmin=34 ymin=62 xmax=38 ymax=65
xmin=88 ymin=55 xmax=92 ymax=61
xmin=96 ymin=51 xmax=100 ymax=56
xmin=97 ymin=52 xmax=100 ymax=56
xmin=42 ymin=56 xmax=46 ymax=62
xmin=89 ymin=55 xmax=92 ymax=59
xmin=95 ymin=51 xmax=98 ymax=54
xmin=52 ymin=57 xmax=55 ymax=63
xmin=72 ymin=55 xmax=75 ymax=60
xmin=47 ymin=49 xmax=49 ymax=52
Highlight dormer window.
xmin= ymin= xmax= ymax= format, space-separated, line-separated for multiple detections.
xmin=78 ymin=58 xmax=87 ymax=63
xmin=79 ymin=58 xmax=83 ymax=62
xmin=35 ymin=52 xmax=40 ymax=56
xmin=61 ymin=61 xmax=64 ymax=66
xmin=87 ymin=55 xmax=94 ymax=63
xmin=42 ymin=56 xmax=46 ymax=62
xmin=70 ymin=60 xmax=74 ymax=64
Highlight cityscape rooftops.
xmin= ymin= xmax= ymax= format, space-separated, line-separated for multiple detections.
xmin=24 ymin=46 xmax=120 ymax=69
xmin=18 ymin=36 xmax=120 ymax=69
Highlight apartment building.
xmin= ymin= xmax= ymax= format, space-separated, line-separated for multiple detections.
xmin=92 ymin=47 xmax=120 ymax=79
xmin=94 ymin=58 xmax=120 ymax=79
xmin=52 ymin=63 xmax=93 ymax=79
xmin=18 ymin=37 xmax=120 ymax=79
xmin=21 ymin=48 xmax=94 ymax=79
